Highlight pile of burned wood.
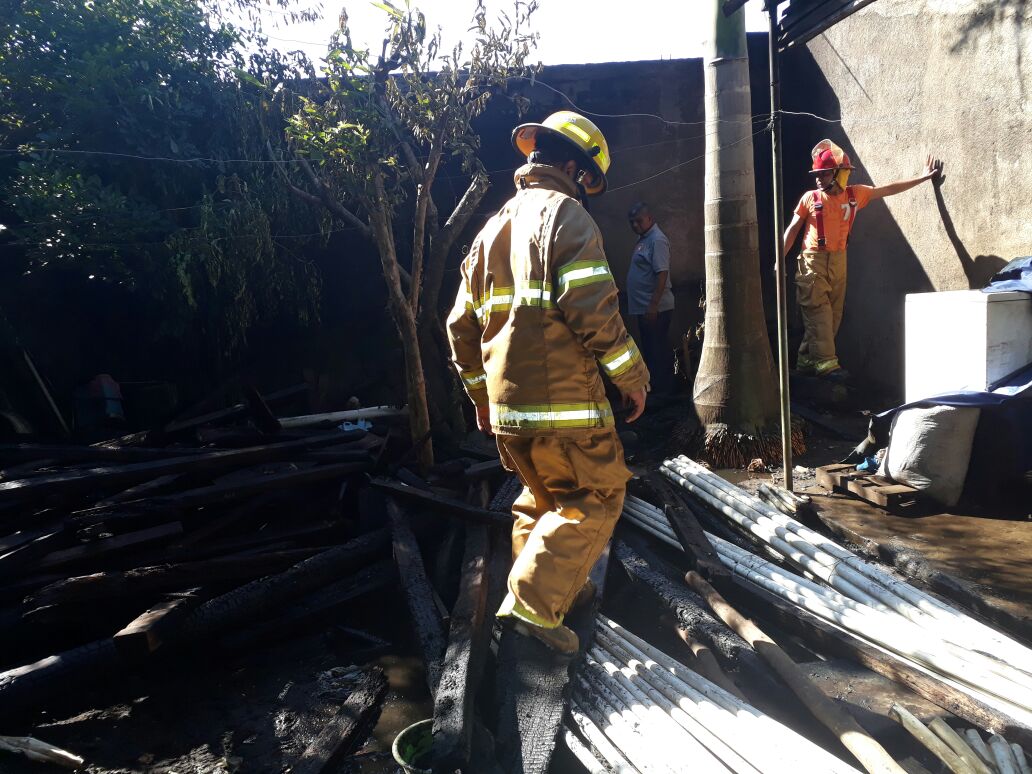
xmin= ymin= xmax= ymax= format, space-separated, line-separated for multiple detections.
xmin=0 ymin=385 xmax=532 ymax=771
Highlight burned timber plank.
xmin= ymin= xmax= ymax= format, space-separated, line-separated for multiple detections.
xmin=291 ymin=666 xmax=389 ymax=774
xmin=222 ymin=561 xmax=395 ymax=650
xmin=493 ymin=532 xmax=609 ymax=774
xmin=432 ymin=524 xmax=492 ymax=772
xmin=387 ymin=497 xmax=446 ymax=693
xmin=25 ymin=548 xmax=322 ymax=609
xmin=641 ymin=472 xmax=727 ymax=581
xmin=0 ymin=531 xmax=389 ymax=718
xmin=37 ymin=522 xmax=184 ymax=572
xmin=113 ymin=590 xmax=201 ymax=658
xmin=613 ymin=539 xmax=786 ymax=701
xmin=71 ymin=462 xmax=367 ymax=528
xmin=0 ymin=432 xmax=365 ymax=506
xmin=374 ymin=478 xmax=511 ymax=527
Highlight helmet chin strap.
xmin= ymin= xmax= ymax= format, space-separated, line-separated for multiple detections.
xmin=577 ymin=180 xmax=590 ymax=211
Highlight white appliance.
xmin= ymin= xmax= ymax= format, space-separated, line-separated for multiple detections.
xmin=904 ymin=289 xmax=1032 ymax=403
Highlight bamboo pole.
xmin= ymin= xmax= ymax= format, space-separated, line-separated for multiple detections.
xmin=964 ymin=730 xmax=997 ymax=770
xmin=890 ymin=704 xmax=974 ymax=774
xmin=930 ymin=718 xmax=994 ymax=774
xmin=990 ymin=735 xmax=1020 ymax=774
xmin=684 ymin=570 xmax=906 ymax=774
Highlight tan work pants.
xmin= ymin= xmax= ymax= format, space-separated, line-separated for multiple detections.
xmin=495 ymin=430 xmax=630 ymax=628
xmin=795 ymin=250 xmax=847 ymax=372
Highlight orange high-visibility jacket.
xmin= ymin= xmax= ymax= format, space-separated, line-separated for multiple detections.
xmin=446 ymin=163 xmax=649 ymax=436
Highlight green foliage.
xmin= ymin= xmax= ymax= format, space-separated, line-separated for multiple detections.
xmin=0 ymin=0 xmax=324 ymax=376
xmin=286 ymin=0 xmax=539 ymax=220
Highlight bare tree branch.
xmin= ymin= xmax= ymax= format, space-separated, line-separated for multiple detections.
xmin=420 ymin=172 xmax=490 ymax=319
xmin=409 ymin=136 xmax=444 ymax=313
xmin=295 ymin=157 xmax=372 ymax=239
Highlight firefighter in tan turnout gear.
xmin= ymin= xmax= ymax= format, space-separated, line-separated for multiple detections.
xmin=446 ymin=111 xmax=650 ymax=656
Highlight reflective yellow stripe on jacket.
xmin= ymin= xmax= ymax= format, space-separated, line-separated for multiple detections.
xmin=460 ymin=368 xmax=487 ymax=392
xmin=557 ymin=259 xmax=612 ymax=292
xmin=490 ymin=401 xmax=614 ymax=432
xmin=600 ymin=340 xmax=643 ymax=378
xmin=471 ymin=281 xmax=556 ymax=322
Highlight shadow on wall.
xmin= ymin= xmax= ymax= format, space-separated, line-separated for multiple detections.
xmin=932 ymin=184 xmax=1007 ymax=290
xmin=781 ymin=46 xmax=933 ymax=399
xmin=951 ymin=0 xmax=1028 ymax=100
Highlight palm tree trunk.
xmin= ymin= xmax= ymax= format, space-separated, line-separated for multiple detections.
xmin=693 ymin=0 xmax=779 ymax=445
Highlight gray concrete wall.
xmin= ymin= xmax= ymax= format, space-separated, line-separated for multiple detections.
xmin=781 ymin=0 xmax=1032 ymax=396
xmin=468 ymin=42 xmax=773 ymax=363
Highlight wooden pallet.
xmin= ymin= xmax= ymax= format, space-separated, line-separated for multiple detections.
xmin=816 ymin=464 xmax=920 ymax=508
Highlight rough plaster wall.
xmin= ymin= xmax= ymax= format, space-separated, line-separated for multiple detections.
xmin=782 ymin=0 xmax=1032 ymax=394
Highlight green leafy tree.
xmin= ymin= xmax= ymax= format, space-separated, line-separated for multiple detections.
xmin=0 ymin=0 xmax=323 ymax=381
xmin=283 ymin=1 xmax=537 ymax=468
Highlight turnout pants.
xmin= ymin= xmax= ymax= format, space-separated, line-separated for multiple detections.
xmin=795 ymin=249 xmax=847 ymax=373
xmin=495 ymin=429 xmax=630 ymax=629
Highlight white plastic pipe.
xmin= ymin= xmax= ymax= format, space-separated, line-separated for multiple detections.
xmin=573 ymin=676 xmax=678 ymax=774
xmin=585 ymin=650 xmax=731 ymax=773
xmin=597 ymin=616 xmax=863 ymax=774
xmin=665 ymin=456 xmax=1032 ymax=677
xmin=708 ymin=533 xmax=1032 ymax=715
xmin=568 ymin=702 xmax=642 ymax=774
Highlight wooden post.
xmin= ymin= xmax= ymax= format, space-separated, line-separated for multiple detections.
xmin=431 ymin=524 xmax=492 ymax=772
xmin=290 ymin=667 xmax=389 ymax=774
xmin=387 ymin=497 xmax=446 ymax=694
xmin=686 ymin=570 xmax=907 ymax=774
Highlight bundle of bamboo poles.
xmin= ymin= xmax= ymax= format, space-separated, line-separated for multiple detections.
xmin=620 ymin=458 xmax=1032 ymax=736
xmin=568 ymin=614 xmax=862 ymax=774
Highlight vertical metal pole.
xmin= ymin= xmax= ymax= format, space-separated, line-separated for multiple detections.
xmin=768 ymin=3 xmax=793 ymax=490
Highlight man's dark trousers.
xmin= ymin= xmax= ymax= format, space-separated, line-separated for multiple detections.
xmin=635 ymin=310 xmax=674 ymax=395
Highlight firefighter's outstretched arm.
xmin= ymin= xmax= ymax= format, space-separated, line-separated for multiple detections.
xmin=870 ymin=155 xmax=944 ymax=200
xmin=446 ymin=257 xmax=491 ymax=433
xmin=552 ymin=201 xmax=650 ymax=418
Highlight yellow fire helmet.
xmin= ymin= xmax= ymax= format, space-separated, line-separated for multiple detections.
xmin=512 ymin=110 xmax=611 ymax=196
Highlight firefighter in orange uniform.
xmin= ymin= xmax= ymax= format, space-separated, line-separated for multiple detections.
xmin=784 ymin=139 xmax=942 ymax=380
xmin=446 ymin=111 xmax=649 ymax=656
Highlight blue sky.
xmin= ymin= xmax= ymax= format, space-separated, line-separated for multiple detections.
xmin=256 ymin=1 xmax=773 ymax=71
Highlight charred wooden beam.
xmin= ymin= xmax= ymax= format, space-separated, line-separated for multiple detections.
xmin=0 ymin=444 xmax=203 ymax=465
xmin=113 ymin=590 xmax=202 ymax=658
xmin=640 ymin=472 xmax=727 ymax=581
xmin=71 ymin=462 xmax=368 ymax=528
xmin=172 ymin=528 xmax=389 ymax=643
xmin=25 ymin=548 xmax=322 ymax=609
xmin=0 ymin=531 xmax=389 ymax=718
xmin=612 ymin=539 xmax=786 ymax=701
xmin=158 ymin=383 xmax=307 ymax=437
xmin=0 ymin=432 xmax=365 ymax=507
xmin=36 ymin=522 xmax=184 ymax=573
xmin=493 ymin=540 xmax=610 ymax=774
xmin=387 ymin=497 xmax=446 ymax=694
xmin=431 ymin=524 xmax=492 ymax=772
xmin=243 ymin=385 xmax=282 ymax=435
xmin=290 ymin=666 xmax=389 ymax=774
xmin=374 ymin=478 xmax=511 ymax=527
xmin=221 ymin=560 xmax=395 ymax=650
